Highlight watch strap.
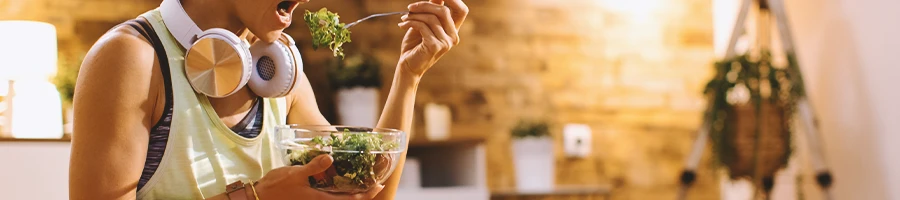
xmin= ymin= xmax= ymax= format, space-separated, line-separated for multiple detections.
xmin=225 ymin=181 xmax=251 ymax=200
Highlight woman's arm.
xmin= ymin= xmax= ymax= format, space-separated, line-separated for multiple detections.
xmin=374 ymin=0 xmax=468 ymax=199
xmin=69 ymin=27 xmax=160 ymax=199
xmin=370 ymin=65 xmax=420 ymax=199
xmin=283 ymin=1 xmax=468 ymax=199
xmin=285 ymin=73 xmax=332 ymax=125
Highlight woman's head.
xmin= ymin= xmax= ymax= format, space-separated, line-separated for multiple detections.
xmin=231 ymin=0 xmax=308 ymax=42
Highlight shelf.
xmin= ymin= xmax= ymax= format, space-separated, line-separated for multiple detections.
xmin=491 ymin=185 xmax=613 ymax=197
xmin=396 ymin=186 xmax=489 ymax=200
xmin=0 ymin=134 xmax=70 ymax=142
xmin=409 ymin=122 xmax=492 ymax=147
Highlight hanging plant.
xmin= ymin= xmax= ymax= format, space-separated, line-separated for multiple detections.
xmin=704 ymin=50 xmax=801 ymax=181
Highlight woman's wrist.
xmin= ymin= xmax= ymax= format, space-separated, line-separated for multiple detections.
xmin=396 ymin=63 xmax=422 ymax=89
xmin=246 ymin=181 xmax=260 ymax=200
xmin=252 ymin=180 xmax=270 ymax=200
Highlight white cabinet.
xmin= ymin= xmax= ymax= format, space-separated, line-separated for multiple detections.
xmin=0 ymin=141 xmax=71 ymax=200
xmin=396 ymin=141 xmax=489 ymax=200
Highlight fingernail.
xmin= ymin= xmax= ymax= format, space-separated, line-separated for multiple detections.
xmin=317 ymin=155 xmax=334 ymax=168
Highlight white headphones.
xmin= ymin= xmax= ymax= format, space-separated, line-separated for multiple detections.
xmin=159 ymin=0 xmax=303 ymax=98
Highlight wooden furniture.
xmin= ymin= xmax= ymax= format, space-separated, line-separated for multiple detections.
xmin=0 ymin=138 xmax=72 ymax=199
xmin=491 ymin=185 xmax=613 ymax=200
xmin=396 ymin=135 xmax=490 ymax=200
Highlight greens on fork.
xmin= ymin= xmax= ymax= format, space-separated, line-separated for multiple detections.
xmin=303 ymin=8 xmax=408 ymax=59
xmin=304 ymin=8 xmax=351 ymax=58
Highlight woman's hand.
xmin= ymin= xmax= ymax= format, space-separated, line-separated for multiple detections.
xmin=254 ymin=155 xmax=383 ymax=200
xmin=398 ymin=0 xmax=469 ymax=78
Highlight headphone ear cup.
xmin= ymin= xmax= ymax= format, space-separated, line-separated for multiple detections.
xmin=282 ymin=34 xmax=304 ymax=94
xmin=183 ymin=28 xmax=253 ymax=98
xmin=247 ymin=38 xmax=299 ymax=98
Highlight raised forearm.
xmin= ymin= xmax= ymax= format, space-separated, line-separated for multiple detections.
xmin=373 ymin=66 xmax=421 ymax=200
xmin=376 ymin=67 xmax=421 ymax=132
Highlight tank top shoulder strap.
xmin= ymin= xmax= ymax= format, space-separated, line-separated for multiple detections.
xmin=130 ymin=18 xmax=174 ymax=109
xmin=118 ymin=18 xmax=177 ymax=191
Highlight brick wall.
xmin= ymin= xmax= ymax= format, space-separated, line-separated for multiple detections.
xmin=3 ymin=0 xmax=721 ymax=199
xmin=289 ymin=0 xmax=721 ymax=199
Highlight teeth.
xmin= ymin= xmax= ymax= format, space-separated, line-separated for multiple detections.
xmin=277 ymin=1 xmax=295 ymax=16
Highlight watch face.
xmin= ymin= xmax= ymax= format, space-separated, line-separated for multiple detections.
xmin=185 ymin=37 xmax=246 ymax=97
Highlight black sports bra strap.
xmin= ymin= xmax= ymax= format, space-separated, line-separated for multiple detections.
xmin=123 ymin=21 xmax=152 ymax=44
xmin=132 ymin=18 xmax=174 ymax=109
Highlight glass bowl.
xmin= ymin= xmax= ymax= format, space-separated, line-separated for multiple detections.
xmin=275 ymin=125 xmax=406 ymax=194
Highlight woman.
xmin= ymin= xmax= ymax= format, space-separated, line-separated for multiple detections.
xmin=69 ymin=0 xmax=467 ymax=199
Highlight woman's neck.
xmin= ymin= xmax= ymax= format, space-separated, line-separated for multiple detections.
xmin=180 ymin=0 xmax=256 ymax=121
xmin=181 ymin=0 xmax=249 ymax=39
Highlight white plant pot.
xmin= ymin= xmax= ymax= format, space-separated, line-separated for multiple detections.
xmin=511 ymin=137 xmax=555 ymax=190
xmin=335 ymin=87 xmax=380 ymax=127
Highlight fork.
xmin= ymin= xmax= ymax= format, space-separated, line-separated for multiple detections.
xmin=344 ymin=11 xmax=409 ymax=29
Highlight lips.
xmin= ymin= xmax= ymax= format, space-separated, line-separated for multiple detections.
xmin=276 ymin=0 xmax=302 ymax=27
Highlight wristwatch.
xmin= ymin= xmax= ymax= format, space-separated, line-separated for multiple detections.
xmin=225 ymin=180 xmax=259 ymax=200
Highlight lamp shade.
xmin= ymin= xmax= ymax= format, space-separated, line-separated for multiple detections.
xmin=0 ymin=21 xmax=63 ymax=139
xmin=0 ymin=21 xmax=58 ymax=80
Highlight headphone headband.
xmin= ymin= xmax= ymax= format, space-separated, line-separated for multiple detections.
xmin=159 ymin=0 xmax=203 ymax=49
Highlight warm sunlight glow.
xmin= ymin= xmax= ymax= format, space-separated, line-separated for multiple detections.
xmin=9 ymin=80 xmax=64 ymax=139
xmin=0 ymin=21 xmax=63 ymax=138
xmin=0 ymin=21 xmax=58 ymax=80
xmin=601 ymin=0 xmax=663 ymax=25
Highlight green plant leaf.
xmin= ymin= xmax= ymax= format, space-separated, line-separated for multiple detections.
xmin=511 ymin=120 xmax=550 ymax=139
xmin=289 ymin=129 xmax=397 ymax=190
xmin=304 ymin=8 xmax=351 ymax=58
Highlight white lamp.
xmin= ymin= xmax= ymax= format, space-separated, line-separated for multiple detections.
xmin=0 ymin=21 xmax=64 ymax=139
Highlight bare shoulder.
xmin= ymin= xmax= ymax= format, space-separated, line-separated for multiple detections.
xmin=69 ymin=21 xmax=162 ymax=199
xmin=74 ymin=22 xmax=160 ymax=125
xmin=79 ymin=24 xmax=156 ymax=79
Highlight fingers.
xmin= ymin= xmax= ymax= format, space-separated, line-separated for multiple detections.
xmin=443 ymin=0 xmax=468 ymax=28
xmin=410 ymin=0 xmax=468 ymax=28
xmin=292 ymin=154 xmax=334 ymax=176
xmin=402 ymin=14 xmax=455 ymax=46
xmin=399 ymin=20 xmax=444 ymax=54
xmin=408 ymin=2 xmax=460 ymax=45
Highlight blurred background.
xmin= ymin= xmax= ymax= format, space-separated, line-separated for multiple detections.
xmin=1 ymin=0 xmax=898 ymax=199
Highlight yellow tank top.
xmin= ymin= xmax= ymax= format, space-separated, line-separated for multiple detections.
xmin=136 ymin=9 xmax=289 ymax=199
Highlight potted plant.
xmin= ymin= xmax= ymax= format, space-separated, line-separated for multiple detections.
xmin=53 ymin=52 xmax=82 ymax=136
xmin=510 ymin=119 xmax=554 ymax=190
xmin=328 ymin=53 xmax=382 ymax=127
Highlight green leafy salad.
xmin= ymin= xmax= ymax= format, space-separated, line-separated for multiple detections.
xmin=304 ymin=8 xmax=351 ymax=58
xmin=287 ymin=129 xmax=398 ymax=191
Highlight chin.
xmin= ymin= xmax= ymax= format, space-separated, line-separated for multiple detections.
xmin=254 ymin=30 xmax=284 ymax=43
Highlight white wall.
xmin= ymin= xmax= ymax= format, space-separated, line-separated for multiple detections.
xmin=788 ymin=0 xmax=900 ymax=199
xmin=0 ymin=142 xmax=71 ymax=199
xmin=714 ymin=0 xmax=900 ymax=199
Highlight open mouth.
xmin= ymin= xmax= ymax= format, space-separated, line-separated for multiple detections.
xmin=277 ymin=0 xmax=301 ymax=17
